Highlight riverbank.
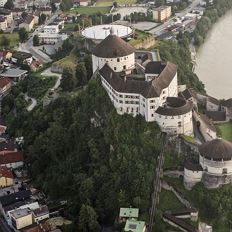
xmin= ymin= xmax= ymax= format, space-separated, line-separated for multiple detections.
xmin=195 ymin=10 xmax=232 ymax=99
xmin=192 ymin=0 xmax=232 ymax=98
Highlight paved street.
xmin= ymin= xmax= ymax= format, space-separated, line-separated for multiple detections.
xmin=148 ymin=0 xmax=202 ymax=35
xmin=18 ymin=11 xmax=60 ymax=63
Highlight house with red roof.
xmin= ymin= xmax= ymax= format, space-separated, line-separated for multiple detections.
xmin=0 ymin=166 xmax=13 ymax=187
xmin=0 ymin=151 xmax=24 ymax=169
xmin=0 ymin=77 xmax=12 ymax=96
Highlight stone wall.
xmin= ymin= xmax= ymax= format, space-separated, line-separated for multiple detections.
xmin=133 ymin=36 xmax=155 ymax=49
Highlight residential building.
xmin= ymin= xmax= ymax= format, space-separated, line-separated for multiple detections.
xmin=0 ymin=16 xmax=7 ymax=31
xmin=32 ymin=205 xmax=49 ymax=222
xmin=38 ymin=33 xmax=67 ymax=45
xmin=76 ymin=0 xmax=90 ymax=6
xmin=44 ymin=24 xmax=60 ymax=34
xmin=0 ymin=0 xmax=7 ymax=7
xmin=10 ymin=208 xmax=33 ymax=230
xmin=0 ymin=8 xmax=13 ymax=24
xmin=12 ymin=51 xmax=33 ymax=65
xmin=0 ymin=151 xmax=24 ymax=169
xmin=206 ymin=96 xmax=220 ymax=111
xmin=0 ymin=190 xmax=32 ymax=208
xmin=0 ymin=77 xmax=11 ymax=96
xmin=6 ymin=202 xmax=40 ymax=225
xmin=0 ymin=50 xmax=12 ymax=61
xmin=0 ymin=166 xmax=13 ymax=187
xmin=38 ymin=7 xmax=52 ymax=16
xmin=0 ymin=68 xmax=28 ymax=81
xmin=152 ymin=6 xmax=172 ymax=22
xmin=19 ymin=15 xmax=35 ymax=32
xmin=0 ymin=140 xmax=18 ymax=154
xmin=124 ymin=219 xmax=146 ymax=232
xmin=119 ymin=208 xmax=139 ymax=222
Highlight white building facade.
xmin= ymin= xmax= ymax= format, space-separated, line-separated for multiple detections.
xmin=94 ymin=30 xmax=193 ymax=135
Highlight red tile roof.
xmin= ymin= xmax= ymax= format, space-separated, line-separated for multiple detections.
xmin=0 ymin=77 xmax=11 ymax=88
xmin=0 ymin=151 xmax=24 ymax=165
xmin=0 ymin=166 xmax=13 ymax=178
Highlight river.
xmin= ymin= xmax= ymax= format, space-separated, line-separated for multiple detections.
xmin=195 ymin=10 xmax=232 ymax=99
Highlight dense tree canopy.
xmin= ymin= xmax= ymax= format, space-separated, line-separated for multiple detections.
xmin=8 ymin=79 xmax=162 ymax=229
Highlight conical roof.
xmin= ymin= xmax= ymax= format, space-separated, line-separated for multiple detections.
xmin=199 ymin=138 xmax=232 ymax=161
xmin=92 ymin=34 xmax=135 ymax=58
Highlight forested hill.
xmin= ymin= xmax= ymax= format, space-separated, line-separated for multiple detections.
xmin=22 ymin=79 xmax=161 ymax=229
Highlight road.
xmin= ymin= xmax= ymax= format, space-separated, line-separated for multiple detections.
xmin=24 ymin=93 xmax=37 ymax=112
xmin=18 ymin=11 xmax=60 ymax=63
xmin=0 ymin=217 xmax=12 ymax=232
xmin=148 ymin=0 xmax=202 ymax=35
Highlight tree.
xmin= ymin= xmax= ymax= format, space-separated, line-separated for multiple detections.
xmin=79 ymin=204 xmax=100 ymax=232
xmin=76 ymin=62 xmax=87 ymax=86
xmin=0 ymin=35 xmax=10 ymax=48
xmin=155 ymin=0 xmax=164 ymax=7
xmin=33 ymin=35 xmax=40 ymax=46
xmin=39 ymin=14 xmax=47 ymax=25
xmin=4 ymin=0 xmax=14 ymax=9
xmin=60 ymin=67 xmax=75 ymax=91
xmin=84 ymin=56 xmax=92 ymax=81
xmin=51 ymin=2 xmax=57 ymax=12
xmin=18 ymin=28 xmax=28 ymax=43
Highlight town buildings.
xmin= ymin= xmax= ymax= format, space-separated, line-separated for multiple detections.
xmin=152 ymin=6 xmax=172 ymax=22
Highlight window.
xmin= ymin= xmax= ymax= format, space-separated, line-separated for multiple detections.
xmin=222 ymin=168 xmax=228 ymax=174
xmin=114 ymin=67 xmax=116 ymax=71
xmin=119 ymin=94 xmax=123 ymax=98
xmin=123 ymin=65 xmax=126 ymax=69
xmin=151 ymin=114 xmax=154 ymax=117
xmin=117 ymin=58 xmax=120 ymax=62
xmin=119 ymin=100 xmax=123 ymax=103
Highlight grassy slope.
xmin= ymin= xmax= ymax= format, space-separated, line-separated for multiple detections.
xmin=0 ymin=33 xmax=19 ymax=49
xmin=69 ymin=6 xmax=111 ymax=15
xmin=216 ymin=122 xmax=232 ymax=141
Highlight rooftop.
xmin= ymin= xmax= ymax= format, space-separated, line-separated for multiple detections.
xmin=156 ymin=97 xmax=193 ymax=116
xmin=205 ymin=111 xmax=226 ymax=122
xmin=82 ymin=24 xmax=133 ymax=41
xmin=124 ymin=219 xmax=145 ymax=232
xmin=92 ymin=33 xmax=135 ymax=58
xmin=1 ymin=68 xmax=28 ymax=78
xmin=12 ymin=51 xmax=32 ymax=60
xmin=11 ymin=208 xmax=32 ymax=219
xmin=0 ymin=77 xmax=11 ymax=88
xmin=0 ymin=151 xmax=24 ymax=165
xmin=199 ymin=138 xmax=232 ymax=161
xmin=99 ymin=61 xmax=177 ymax=98
xmin=119 ymin=208 xmax=139 ymax=218
xmin=0 ymin=166 xmax=13 ymax=179
xmin=0 ymin=190 xmax=32 ymax=207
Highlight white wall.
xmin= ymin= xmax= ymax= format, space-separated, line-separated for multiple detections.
xmin=92 ymin=53 xmax=135 ymax=73
xmin=200 ymin=155 xmax=232 ymax=175
xmin=155 ymin=111 xmax=193 ymax=135
xmin=184 ymin=168 xmax=202 ymax=184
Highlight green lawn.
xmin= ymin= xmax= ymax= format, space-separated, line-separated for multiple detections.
xmin=69 ymin=6 xmax=111 ymax=15
xmin=129 ymin=30 xmax=151 ymax=46
xmin=62 ymin=22 xmax=77 ymax=32
xmin=216 ymin=122 xmax=232 ymax=141
xmin=0 ymin=33 xmax=19 ymax=49
xmin=95 ymin=0 xmax=136 ymax=6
